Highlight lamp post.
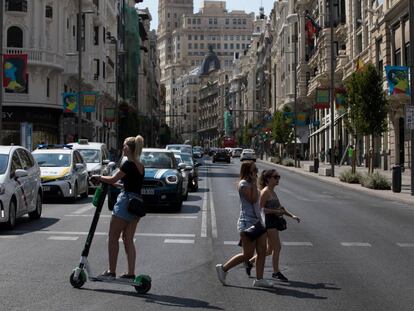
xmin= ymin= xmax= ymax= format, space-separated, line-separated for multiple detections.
xmin=409 ymin=0 xmax=414 ymax=195
xmin=329 ymin=0 xmax=335 ymax=177
xmin=77 ymin=0 xmax=82 ymax=140
xmin=286 ymin=13 xmax=299 ymax=167
xmin=107 ymin=33 xmax=119 ymax=150
xmin=0 ymin=0 xmax=4 ymax=144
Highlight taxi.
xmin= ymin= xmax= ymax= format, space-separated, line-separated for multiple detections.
xmin=32 ymin=145 xmax=88 ymax=201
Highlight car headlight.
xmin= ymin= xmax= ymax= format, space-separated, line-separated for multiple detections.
xmin=0 ymin=183 xmax=5 ymax=195
xmin=165 ymin=175 xmax=178 ymax=184
xmin=57 ymin=173 xmax=72 ymax=181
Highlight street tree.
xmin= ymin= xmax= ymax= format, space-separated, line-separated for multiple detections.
xmin=344 ymin=64 xmax=389 ymax=174
xmin=271 ymin=107 xmax=293 ymax=158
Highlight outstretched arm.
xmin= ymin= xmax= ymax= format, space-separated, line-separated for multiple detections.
xmin=281 ymin=206 xmax=300 ymax=223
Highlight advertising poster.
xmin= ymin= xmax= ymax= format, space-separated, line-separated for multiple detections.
xmin=82 ymin=92 xmax=98 ymax=113
xmin=315 ymin=88 xmax=330 ymax=109
xmin=3 ymin=54 xmax=28 ymax=93
xmin=385 ymin=66 xmax=410 ymax=96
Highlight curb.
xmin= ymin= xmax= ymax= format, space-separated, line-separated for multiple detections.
xmin=257 ymin=159 xmax=414 ymax=206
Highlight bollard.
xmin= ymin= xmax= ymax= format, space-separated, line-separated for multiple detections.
xmin=392 ymin=165 xmax=402 ymax=193
xmin=314 ymin=158 xmax=319 ymax=173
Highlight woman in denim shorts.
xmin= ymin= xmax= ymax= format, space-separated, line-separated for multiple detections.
xmin=92 ymin=135 xmax=145 ymax=280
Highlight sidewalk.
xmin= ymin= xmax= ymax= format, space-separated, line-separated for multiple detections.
xmin=258 ymin=158 xmax=414 ymax=206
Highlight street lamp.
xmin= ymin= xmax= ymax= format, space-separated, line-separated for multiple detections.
xmin=409 ymin=0 xmax=414 ymax=195
xmin=0 ymin=0 xmax=4 ymax=144
xmin=286 ymin=13 xmax=299 ymax=167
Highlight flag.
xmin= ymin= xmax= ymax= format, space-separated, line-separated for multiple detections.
xmin=62 ymin=93 xmax=78 ymax=113
xmin=315 ymin=88 xmax=330 ymax=109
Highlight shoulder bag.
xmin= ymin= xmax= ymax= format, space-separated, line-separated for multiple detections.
xmin=127 ymin=194 xmax=146 ymax=217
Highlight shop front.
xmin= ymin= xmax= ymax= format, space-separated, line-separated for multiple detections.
xmin=1 ymin=106 xmax=61 ymax=149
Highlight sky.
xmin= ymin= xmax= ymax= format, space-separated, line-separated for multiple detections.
xmin=137 ymin=0 xmax=275 ymax=32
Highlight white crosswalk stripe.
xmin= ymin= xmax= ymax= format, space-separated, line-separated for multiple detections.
xmin=164 ymin=239 xmax=195 ymax=244
xmin=397 ymin=243 xmax=414 ymax=247
xmin=48 ymin=236 xmax=79 ymax=241
xmin=341 ymin=242 xmax=372 ymax=247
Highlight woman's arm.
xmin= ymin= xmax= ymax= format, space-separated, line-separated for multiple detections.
xmin=280 ymin=206 xmax=300 ymax=222
xmin=95 ymin=170 xmax=125 ymax=185
xmin=240 ymin=183 xmax=259 ymax=204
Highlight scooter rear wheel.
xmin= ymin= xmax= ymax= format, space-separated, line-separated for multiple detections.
xmin=70 ymin=270 xmax=86 ymax=288
xmin=134 ymin=275 xmax=151 ymax=294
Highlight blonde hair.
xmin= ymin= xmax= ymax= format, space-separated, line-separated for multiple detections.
xmin=124 ymin=135 xmax=144 ymax=160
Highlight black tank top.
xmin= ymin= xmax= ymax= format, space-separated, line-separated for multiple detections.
xmin=120 ymin=160 xmax=144 ymax=194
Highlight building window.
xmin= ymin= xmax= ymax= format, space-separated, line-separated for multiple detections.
xmin=103 ymin=61 xmax=106 ymax=79
xmin=94 ymin=58 xmax=100 ymax=79
xmin=45 ymin=5 xmax=53 ymax=18
xmin=225 ymin=18 xmax=229 ymax=25
xmin=94 ymin=26 xmax=99 ymax=45
xmin=394 ymin=48 xmax=401 ymax=66
xmin=405 ymin=43 xmax=410 ymax=66
xmin=356 ymin=33 xmax=362 ymax=54
xmin=6 ymin=0 xmax=27 ymax=12
xmin=376 ymin=38 xmax=383 ymax=75
xmin=46 ymin=77 xmax=50 ymax=97
xmin=7 ymin=26 xmax=23 ymax=47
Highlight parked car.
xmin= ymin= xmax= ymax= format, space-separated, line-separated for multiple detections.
xmin=0 ymin=145 xmax=43 ymax=229
xmin=32 ymin=145 xmax=88 ymax=201
xmin=192 ymin=146 xmax=203 ymax=158
xmin=213 ymin=148 xmax=231 ymax=163
xmin=69 ymin=139 xmax=111 ymax=192
xmin=174 ymin=151 xmax=201 ymax=191
xmin=240 ymin=149 xmax=257 ymax=162
xmin=108 ymin=149 xmax=185 ymax=211
xmin=232 ymin=148 xmax=243 ymax=157
xmin=173 ymin=153 xmax=190 ymax=200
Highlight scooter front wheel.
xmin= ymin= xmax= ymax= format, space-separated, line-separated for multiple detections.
xmin=70 ymin=270 xmax=86 ymax=288
xmin=134 ymin=275 xmax=151 ymax=294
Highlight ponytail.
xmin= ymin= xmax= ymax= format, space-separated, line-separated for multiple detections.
xmin=134 ymin=135 xmax=144 ymax=159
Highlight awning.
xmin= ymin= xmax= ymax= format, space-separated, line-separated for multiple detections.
xmin=309 ymin=112 xmax=347 ymax=137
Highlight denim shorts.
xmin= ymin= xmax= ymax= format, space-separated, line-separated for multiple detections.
xmin=112 ymin=191 xmax=141 ymax=222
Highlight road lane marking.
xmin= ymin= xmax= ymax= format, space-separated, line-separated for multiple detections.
xmin=72 ymin=205 xmax=94 ymax=214
xmin=48 ymin=236 xmax=79 ymax=241
xmin=65 ymin=214 xmax=197 ymax=219
xmin=397 ymin=243 xmax=414 ymax=247
xmin=164 ymin=239 xmax=195 ymax=244
xmin=201 ymin=170 xmax=208 ymax=238
xmin=31 ymin=231 xmax=195 ymax=238
xmin=283 ymin=242 xmax=313 ymax=246
xmin=224 ymin=241 xmax=239 ymax=245
xmin=341 ymin=242 xmax=371 ymax=247
xmin=0 ymin=236 xmax=17 ymax=239
xmin=209 ymin=176 xmax=218 ymax=238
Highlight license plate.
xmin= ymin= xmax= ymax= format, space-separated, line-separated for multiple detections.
xmin=43 ymin=186 xmax=51 ymax=191
xmin=141 ymin=188 xmax=154 ymax=195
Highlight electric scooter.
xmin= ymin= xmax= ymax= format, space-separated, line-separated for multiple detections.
xmin=69 ymin=181 xmax=151 ymax=294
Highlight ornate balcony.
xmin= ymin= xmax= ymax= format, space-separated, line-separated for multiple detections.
xmin=4 ymin=47 xmax=64 ymax=71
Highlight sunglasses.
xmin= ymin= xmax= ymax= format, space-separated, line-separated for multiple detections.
xmin=272 ymin=174 xmax=280 ymax=179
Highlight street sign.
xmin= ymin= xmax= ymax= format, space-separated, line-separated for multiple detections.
xmin=406 ymin=106 xmax=414 ymax=130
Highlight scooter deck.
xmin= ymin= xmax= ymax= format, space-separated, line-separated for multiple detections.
xmin=90 ymin=276 xmax=139 ymax=286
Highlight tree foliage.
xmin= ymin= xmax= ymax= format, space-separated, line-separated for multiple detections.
xmin=344 ymin=64 xmax=389 ymax=173
xmin=271 ymin=107 xmax=293 ymax=147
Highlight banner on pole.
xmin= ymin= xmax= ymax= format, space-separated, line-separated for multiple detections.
xmin=314 ymin=88 xmax=330 ymax=109
xmin=3 ymin=54 xmax=28 ymax=93
xmin=82 ymin=92 xmax=98 ymax=113
xmin=104 ymin=108 xmax=116 ymax=122
xmin=385 ymin=66 xmax=410 ymax=96
xmin=62 ymin=93 xmax=78 ymax=113
xmin=335 ymin=88 xmax=346 ymax=109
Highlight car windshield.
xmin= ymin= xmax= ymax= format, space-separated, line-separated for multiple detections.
xmin=140 ymin=152 xmax=174 ymax=169
xmin=33 ymin=153 xmax=71 ymax=167
xmin=167 ymin=145 xmax=192 ymax=154
xmin=0 ymin=154 xmax=8 ymax=174
xmin=78 ymin=149 xmax=100 ymax=163
xmin=180 ymin=154 xmax=193 ymax=165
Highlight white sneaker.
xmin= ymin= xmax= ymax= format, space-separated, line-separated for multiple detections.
xmin=253 ymin=278 xmax=274 ymax=288
xmin=215 ymin=264 xmax=227 ymax=285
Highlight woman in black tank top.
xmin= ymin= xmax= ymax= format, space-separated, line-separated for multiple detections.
xmin=92 ymin=135 xmax=145 ymax=280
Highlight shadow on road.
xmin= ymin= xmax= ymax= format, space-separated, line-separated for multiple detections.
xmin=226 ymin=283 xmax=328 ymax=299
xmin=82 ymin=288 xmax=224 ymax=309
xmin=205 ymin=172 xmax=239 ymax=178
xmin=282 ymin=280 xmax=341 ymax=291
xmin=0 ymin=217 xmax=59 ymax=234
xmin=44 ymin=196 xmax=93 ymax=205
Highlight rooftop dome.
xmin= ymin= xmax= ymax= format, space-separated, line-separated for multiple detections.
xmin=198 ymin=45 xmax=220 ymax=76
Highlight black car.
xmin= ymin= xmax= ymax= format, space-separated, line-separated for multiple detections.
xmin=213 ymin=149 xmax=231 ymax=163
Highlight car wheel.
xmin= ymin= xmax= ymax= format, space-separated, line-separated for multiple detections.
xmin=29 ymin=191 xmax=42 ymax=220
xmin=6 ymin=199 xmax=17 ymax=229
xmin=80 ymin=186 xmax=88 ymax=199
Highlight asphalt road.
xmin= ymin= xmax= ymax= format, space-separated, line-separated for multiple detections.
xmin=1 ymin=156 xmax=413 ymax=311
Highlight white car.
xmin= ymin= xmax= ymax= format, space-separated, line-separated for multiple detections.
xmin=240 ymin=149 xmax=257 ymax=162
xmin=0 ymin=145 xmax=43 ymax=229
xmin=32 ymin=145 xmax=88 ymax=201
xmin=69 ymin=140 xmax=111 ymax=192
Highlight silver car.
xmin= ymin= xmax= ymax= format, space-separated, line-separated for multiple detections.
xmin=240 ymin=149 xmax=257 ymax=162
xmin=0 ymin=145 xmax=43 ymax=229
